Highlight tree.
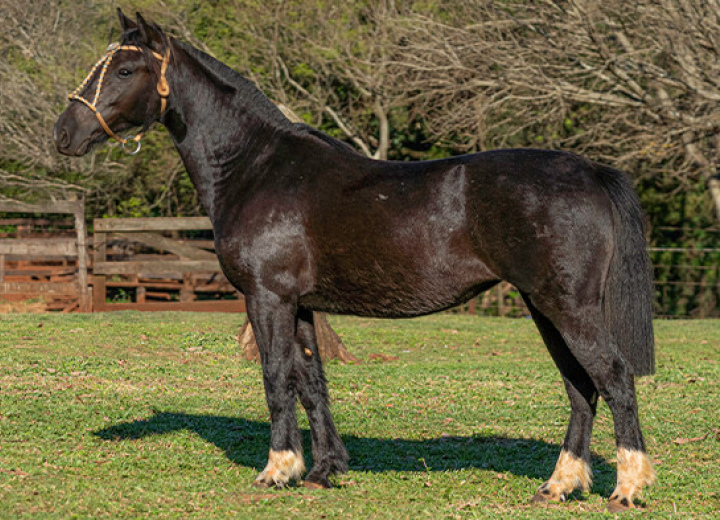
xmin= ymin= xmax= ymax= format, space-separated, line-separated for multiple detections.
xmin=8 ymin=1 xmax=720 ymax=229
xmin=380 ymin=0 xmax=720 ymax=227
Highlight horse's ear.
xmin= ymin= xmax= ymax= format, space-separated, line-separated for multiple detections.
xmin=136 ymin=12 xmax=166 ymax=52
xmin=117 ymin=8 xmax=136 ymax=32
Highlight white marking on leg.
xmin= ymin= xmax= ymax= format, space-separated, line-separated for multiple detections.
xmin=255 ymin=449 xmax=306 ymax=488
xmin=609 ymin=447 xmax=655 ymax=507
xmin=536 ymin=449 xmax=592 ymax=501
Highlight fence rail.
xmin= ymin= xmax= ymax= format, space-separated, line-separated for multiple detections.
xmin=649 ymin=246 xmax=720 ymax=318
xmin=92 ymin=216 xmax=245 ymax=313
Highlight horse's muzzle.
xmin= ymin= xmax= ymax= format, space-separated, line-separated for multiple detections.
xmin=54 ymin=106 xmax=98 ymax=157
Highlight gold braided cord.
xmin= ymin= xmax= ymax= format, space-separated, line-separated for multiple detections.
xmin=67 ymin=42 xmax=170 ymax=149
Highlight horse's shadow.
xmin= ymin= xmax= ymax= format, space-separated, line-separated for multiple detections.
xmin=94 ymin=411 xmax=616 ymax=495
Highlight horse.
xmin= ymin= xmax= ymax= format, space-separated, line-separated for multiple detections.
xmin=54 ymin=10 xmax=656 ymax=512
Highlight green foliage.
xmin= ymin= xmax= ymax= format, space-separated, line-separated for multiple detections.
xmin=637 ymin=167 xmax=720 ymax=317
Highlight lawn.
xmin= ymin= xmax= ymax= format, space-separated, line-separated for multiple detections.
xmin=0 ymin=312 xmax=717 ymax=518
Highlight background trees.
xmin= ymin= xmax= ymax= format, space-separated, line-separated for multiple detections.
xmin=2 ymin=0 xmax=719 ymax=315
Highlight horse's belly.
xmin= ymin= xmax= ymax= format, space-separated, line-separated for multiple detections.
xmin=301 ymin=254 xmax=497 ymax=318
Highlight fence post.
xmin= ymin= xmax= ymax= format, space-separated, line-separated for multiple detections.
xmin=467 ymin=298 xmax=477 ymax=315
xmin=497 ymin=284 xmax=506 ymax=317
xmin=93 ymin=231 xmax=107 ymax=312
xmin=73 ymin=201 xmax=90 ymax=312
xmin=181 ymin=273 xmax=193 ymax=302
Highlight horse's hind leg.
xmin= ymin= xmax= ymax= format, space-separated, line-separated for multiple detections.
xmin=528 ymin=295 xmax=654 ymax=511
xmin=524 ymin=296 xmax=596 ymax=503
xmin=293 ymin=308 xmax=349 ymax=488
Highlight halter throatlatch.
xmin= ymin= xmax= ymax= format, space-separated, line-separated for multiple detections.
xmin=68 ymin=42 xmax=171 ymax=154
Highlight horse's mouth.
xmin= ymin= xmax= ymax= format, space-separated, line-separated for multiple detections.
xmin=78 ymin=134 xmax=109 ymax=156
xmin=55 ymin=131 xmax=109 ymax=157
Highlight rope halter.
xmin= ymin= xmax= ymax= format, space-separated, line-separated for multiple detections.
xmin=68 ymin=42 xmax=171 ymax=155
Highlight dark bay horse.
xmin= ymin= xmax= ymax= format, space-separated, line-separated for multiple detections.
xmin=54 ymin=10 xmax=655 ymax=511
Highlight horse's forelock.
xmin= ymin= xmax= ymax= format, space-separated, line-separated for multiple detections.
xmin=120 ymin=28 xmax=141 ymax=46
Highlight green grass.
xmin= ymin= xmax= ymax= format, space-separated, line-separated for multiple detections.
xmin=0 ymin=313 xmax=718 ymax=518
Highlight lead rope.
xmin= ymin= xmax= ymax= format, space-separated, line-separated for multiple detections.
xmin=68 ymin=42 xmax=171 ymax=155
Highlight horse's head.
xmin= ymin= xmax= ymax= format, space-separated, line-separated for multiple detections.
xmin=54 ymin=9 xmax=171 ymax=156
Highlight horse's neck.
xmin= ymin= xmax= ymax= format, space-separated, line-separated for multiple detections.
xmin=162 ymin=40 xmax=293 ymax=222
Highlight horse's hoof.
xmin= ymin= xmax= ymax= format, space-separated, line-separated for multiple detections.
xmin=253 ymin=478 xmax=286 ymax=489
xmin=531 ymin=486 xmax=564 ymax=504
xmin=607 ymin=496 xmax=634 ymax=513
xmin=303 ymin=479 xmax=332 ymax=490
xmin=531 ymin=491 xmax=549 ymax=503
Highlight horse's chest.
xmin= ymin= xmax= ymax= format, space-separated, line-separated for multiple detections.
xmin=214 ymin=219 xmax=314 ymax=297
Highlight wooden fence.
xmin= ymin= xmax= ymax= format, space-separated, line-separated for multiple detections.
xmin=92 ymin=217 xmax=245 ymax=312
xmin=0 ymin=200 xmax=89 ymax=312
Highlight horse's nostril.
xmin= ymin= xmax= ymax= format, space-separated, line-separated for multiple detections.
xmin=56 ymin=127 xmax=70 ymax=149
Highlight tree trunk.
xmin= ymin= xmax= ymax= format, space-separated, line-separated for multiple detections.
xmin=239 ymin=312 xmax=359 ymax=364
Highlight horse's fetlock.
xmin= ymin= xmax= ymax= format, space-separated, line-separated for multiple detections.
xmin=255 ymin=449 xmax=306 ymax=487
xmin=608 ymin=447 xmax=655 ymax=509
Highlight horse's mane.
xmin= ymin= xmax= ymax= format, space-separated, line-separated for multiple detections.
xmin=121 ymin=28 xmax=293 ymax=129
xmin=176 ymin=39 xmax=362 ymax=154
xmin=294 ymin=124 xmax=363 ymax=156
xmin=121 ymin=28 xmax=366 ymax=153
xmin=179 ymin=41 xmax=295 ymax=129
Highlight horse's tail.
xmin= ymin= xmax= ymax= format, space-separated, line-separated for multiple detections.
xmin=593 ymin=163 xmax=655 ymax=375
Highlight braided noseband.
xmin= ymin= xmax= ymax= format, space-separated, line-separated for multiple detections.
xmin=68 ymin=42 xmax=171 ymax=155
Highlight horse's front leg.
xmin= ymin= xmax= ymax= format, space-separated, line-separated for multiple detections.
xmin=248 ymin=293 xmax=305 ymax=488
xmin=294 ymin=308 xmax=349 ymax=488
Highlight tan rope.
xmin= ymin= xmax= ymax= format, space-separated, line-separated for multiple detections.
xmin=68 ymin=42 xmax=170 ymax=152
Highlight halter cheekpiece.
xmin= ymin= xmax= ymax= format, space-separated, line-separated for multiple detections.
xmin=68 ymin=42 xmax=171 ymax=154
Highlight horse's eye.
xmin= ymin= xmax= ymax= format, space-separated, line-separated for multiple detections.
xmin=118 ymin=68 xmax=132 ymax=78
